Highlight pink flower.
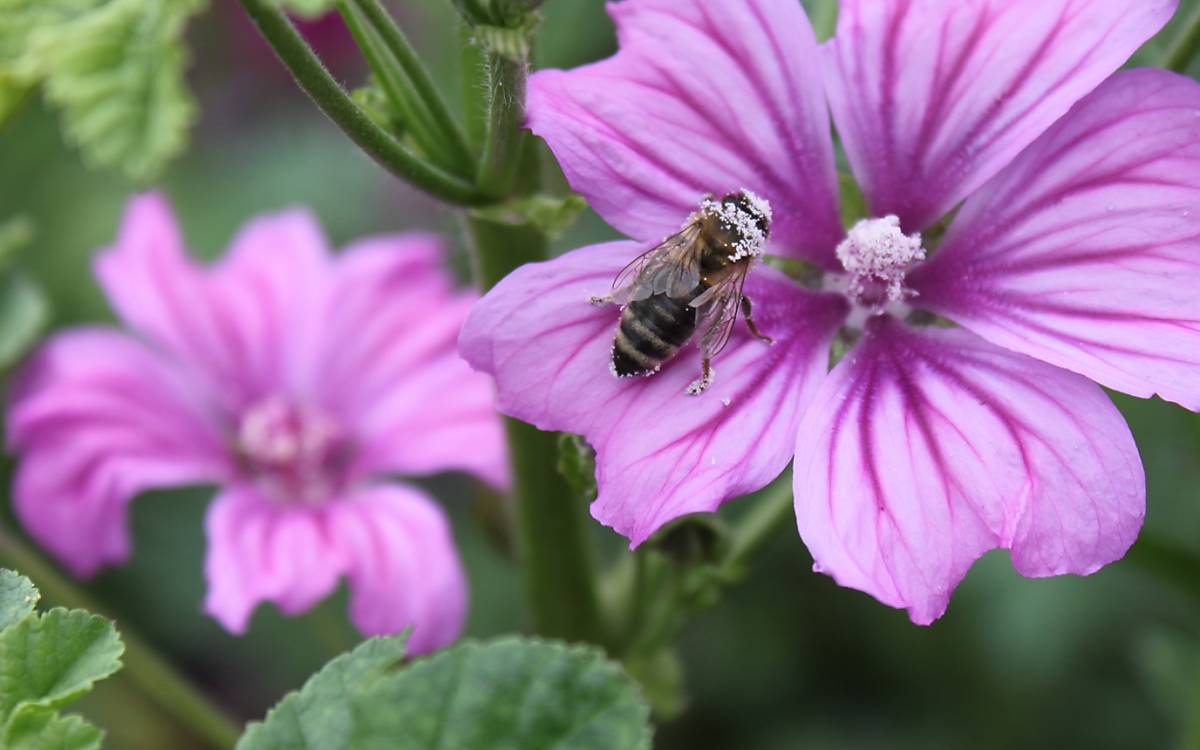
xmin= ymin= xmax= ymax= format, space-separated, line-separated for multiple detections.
xmin=460 ymin=0 xmax=1200 ymax=623
xmin=8 ymin=194 xmax=507 ymax=652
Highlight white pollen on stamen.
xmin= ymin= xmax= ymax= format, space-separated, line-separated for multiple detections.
xmin=836 ymin=215 xmax=925 ymax=305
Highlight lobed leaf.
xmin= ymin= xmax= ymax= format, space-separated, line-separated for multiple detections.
xmin=4 ymin=707 xmax=103 ymax=750
xmin=240 ymin=635 xmax=653 ymax=750
xmin=0 ymin=569 xmax=39 ymax=632
xmin=0 ymin=608 xmax=124 ymax=725
xmin=0 ymin=0 xmax=204 ymax=181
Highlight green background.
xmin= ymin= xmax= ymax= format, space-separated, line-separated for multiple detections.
xmin=1 ymin=1 xmax=1199 ymax=747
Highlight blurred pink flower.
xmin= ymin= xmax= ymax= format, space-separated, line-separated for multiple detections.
xmin=9 ymin=194 xmax=506 ymax=651
xmin=461 ymin=0 xmax=1200 ymax=623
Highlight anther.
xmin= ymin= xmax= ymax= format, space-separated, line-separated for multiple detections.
xmin=836 ymin=215 xmax=925 ymax=308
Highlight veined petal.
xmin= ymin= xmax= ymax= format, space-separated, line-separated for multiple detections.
xmin=794 ymin=317 xmax=1143 ymax=625
xmin=318 ymin=234 xmax=507 ymax=488
xmin=910 ymin=70 xmax=1200 ymax=410
xmin=527 ymin=0 xmax=842 ymax=265
xmin=8 ymin=329 xmax=226 ymax=576
xmin=327 ymin=484 xmax=467 ymax=653
xmin=824 ymin=0 xmax=1175 ymax=230
xmin=94 ymin=195 xmax=333 ymax=409
xmin=460 ymin=242 xmax=848 ymax=545
xmin=204 ymin=483 xmax=466 ymax=652
xmin=210 ymin=208 xmax=332 ymax=400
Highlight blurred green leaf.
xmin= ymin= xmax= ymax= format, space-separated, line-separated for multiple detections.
xmin=0 ymin=570 xmax=121 ymax=749
xmin=0 ymin=608 xmax=125 ymax=722
xmin=0 ymin=569 xmax=39 ymax=632
xmin=4 ymin=708 xmax=103 ymax=750
xmin=0 ymin=0 xmax=204 ymax=182
xmin=0 ymin=271 xmax=49 ymax=370
xmin=239 ymin=635 xmax=653 ymax=750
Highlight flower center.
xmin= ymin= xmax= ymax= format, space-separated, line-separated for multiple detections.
xmin=835 ymin=215 xmax=925 ymax=311
xmin=235 ymin=395 xmax=349 ymax=504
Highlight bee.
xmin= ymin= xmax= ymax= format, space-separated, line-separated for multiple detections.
xmin=589 ymin=190 xmax=774 ymax=395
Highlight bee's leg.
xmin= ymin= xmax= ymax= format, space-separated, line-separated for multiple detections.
xmin=742 ymin=296 xmax=774 ymax=345
xmin=686 ymin=358 xmax=715 ymax=396
xmin=589 ymin=294 xmax=614 ymax=306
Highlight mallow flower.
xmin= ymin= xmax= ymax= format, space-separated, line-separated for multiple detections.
xmin=9 ymin=194 xmax=506 ymax=651
xmin=460 ymin=0 xmax=1200 ymax=623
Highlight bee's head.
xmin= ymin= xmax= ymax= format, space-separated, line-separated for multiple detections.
xmin=721 ymin=190 xmax=772 ymax=238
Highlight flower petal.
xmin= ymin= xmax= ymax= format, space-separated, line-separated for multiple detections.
xmin=8 ymin=329 xmax=226 ymax=576
xmin=210 ymin=207 xmax=332 ymax=399
xmin=824 ymin=0 xmax=1176 ymax=230
xmin=204 ymin=483 xmax=466 ymax=652
xmin=527 ymin=0 xmax=842 ymax=265
xmin=328 ymin=484 xmax=468 ymax=652
xmin=461 ymin=242 xmax=848 ymax=545
xmin=317 ymin=234 xmax=508 ymax=488
xmin=794 ymin=317 xmax=1143 ymax=625
xmin=94 ymin=195 xmax=333 ymax=408
xmin=910 ymin=70 xmax=1200 ymax=410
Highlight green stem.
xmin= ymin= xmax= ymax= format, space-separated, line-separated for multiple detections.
xmin=237 ymin=0 xmax=490 ymax=206
xmin=0 ymin=525 xmax=241 ymax=750
xmin=1162 ymin=2 xmax=1200 ymax=73
xmin=347 ymin=0 xmax=476 ymax=175
xmin=723 ymin=473 xmax=795 ymax=574
xmin=335 ymin=2 xmax=442 ymax=163
xmin=473 ymin=41 xmax=531 ymax=197
xmin=465 ymin=217 xmax=605 ymax=643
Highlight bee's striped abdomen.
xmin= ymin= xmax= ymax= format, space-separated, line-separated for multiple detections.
xmin=612 ymin=290 xmax=701 ymax=378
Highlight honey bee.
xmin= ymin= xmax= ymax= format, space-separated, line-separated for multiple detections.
xmin=589 ymin=190 xmax=774 ymax=395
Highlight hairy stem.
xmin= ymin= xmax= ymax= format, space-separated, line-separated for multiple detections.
xmin=1162 ymin=2 xmax=1200 ymax=73
xmin=0 ymin=525 xmax=241 ymax=750
xmin=237 ymin=0 xmax=489 ymax=206
xmin=345 ymin=0 xmax=476 ymax=177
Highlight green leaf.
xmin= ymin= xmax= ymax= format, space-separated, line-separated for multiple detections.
xmin=240 ymin=636 xmax=653 ymax=750
xmin=0 ymin=570 xmax=39 ymax=632
xmin=0 ymin=271 xmax=49 ymax=370
xmin=4 ymin=708 xmax=103 ymax=750
xmin=0 ymin=608 xmax=125 ymax=724
xmin=238 ymin=636 xmax=409 ymax=750
xmin=0 ymin=0 xmax=204 ymax=181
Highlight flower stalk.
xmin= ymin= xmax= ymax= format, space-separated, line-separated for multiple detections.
xmin=0 ymin=524 xmax=241 ymax=750
xmin=337 ymin=0 xmax=476 ymax=178
xmin=460 ymin=11 xmax=605 ymax=644
xmin=237 ymin=0 xmax=490 ymax=206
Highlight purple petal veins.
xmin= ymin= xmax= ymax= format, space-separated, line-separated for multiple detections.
xmin=467 ymin=0 xmax=1194 ymax=621
xmin=794 ymin=317 xmax=1143 ymax=625
xmin=823 ymin=0 xmax=1176 ymax=231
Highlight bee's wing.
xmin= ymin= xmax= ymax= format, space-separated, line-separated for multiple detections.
xmin=611 ymin=224 xmax=704 ymax=304
xmin=691 ymin=264 xmax=752 ymax=359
